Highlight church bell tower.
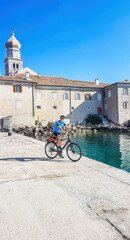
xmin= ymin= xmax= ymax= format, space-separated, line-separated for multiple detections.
xmin=4 ymin=28 xmax=24 ymax=75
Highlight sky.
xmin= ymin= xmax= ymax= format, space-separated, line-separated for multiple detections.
xmin=0 ymin=0 xmax=130 ymax=84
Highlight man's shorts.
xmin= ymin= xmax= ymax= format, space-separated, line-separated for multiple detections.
xmin=53 ymin=132 xmax=61 ymax=138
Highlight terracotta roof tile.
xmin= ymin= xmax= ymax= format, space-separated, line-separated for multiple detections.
xmin=0 ymin=74 xmax=108 ymax=88
xmin=118 ymin=80 xmax=130 ymax=84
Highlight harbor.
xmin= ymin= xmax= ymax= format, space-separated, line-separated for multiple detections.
xmin=0 ymin=132 xmax=130 ymax=240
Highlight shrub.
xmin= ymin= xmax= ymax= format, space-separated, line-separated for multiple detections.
xmin=85 ymin=114 xmax=102 ymax=125
xmin=123 ymin=120 xmax=130 ymax=127
xmin=35 ymin=120 xmax=42 ymax=126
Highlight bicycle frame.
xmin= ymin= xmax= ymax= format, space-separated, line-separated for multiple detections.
xmin=52 ymin=134 xmax=72 ymax=150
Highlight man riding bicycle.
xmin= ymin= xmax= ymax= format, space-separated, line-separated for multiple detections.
xmin=53 ymin=115 xmax=73 ymax=158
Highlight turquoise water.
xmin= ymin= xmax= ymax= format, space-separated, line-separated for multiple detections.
xmin=72 ymin=132 xmax=130 ymax=172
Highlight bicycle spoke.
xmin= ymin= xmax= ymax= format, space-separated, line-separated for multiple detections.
xmin=45 ymin=142 xmax=58 ymax=159
xmin=67 ymin=143 xmax=82 ymax=162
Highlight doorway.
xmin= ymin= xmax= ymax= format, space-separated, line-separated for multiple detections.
xmin=97 ymin=107 xmax=102 ymax=116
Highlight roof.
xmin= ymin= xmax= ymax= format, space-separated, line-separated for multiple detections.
xmin=118 ymin=80 xmax=130 ymax=84
xmin=104 ymin=80 xmax=130 ymax=88
xmin=5 ymin=32 xmax=21 ymax=49
xmin=0 ymin=74 xmax=108 ymax=88
xmin=0 ymin=74 xmax=37 ymax=84
xmin=17 ymin=67 xmax=37 ymax=76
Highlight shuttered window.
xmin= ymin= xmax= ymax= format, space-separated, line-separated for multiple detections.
xmin=63 ymin=93 xmax=69 ymax=100
xmin=15 ymin=100 xmax=22 ymax=109
xmin=53 ymin=106 xmax=57 ymax=109
xmin=36 ymin=91 xmax=41 ymax=99
xmin=13 ymin=85 xmax=22 ymax=93
xmin=98 ymin=93 xmax=102 ymax=101
xmin=52 ymin=92 xmax=57 ymax=100
xmin=123 ymin=102 xmax=128 ymax=109
xmin=108 ymin=90 xmax=111 ymax=98
xmin=123 ymin=88 xmax=128 ymax=95
xmin=85 ymin=94 xmax=91 ymax=100
xmin=76 ymin=93 xmax=81 ymax=100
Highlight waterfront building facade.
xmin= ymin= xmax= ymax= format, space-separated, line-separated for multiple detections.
xmin=104 ymin=81 xmax=130 ymax=124
xmin=0 ymin=74 xmax=36 ymax=126
xmin=0 ymin=30 xmax=130 ymax=126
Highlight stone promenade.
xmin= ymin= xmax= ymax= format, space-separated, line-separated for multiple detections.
xmin=0 ymin=132 xmax=130 ymax=240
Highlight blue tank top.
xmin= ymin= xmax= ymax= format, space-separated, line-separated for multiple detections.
xmin=53 ymin=120 xmax=66 ymax=133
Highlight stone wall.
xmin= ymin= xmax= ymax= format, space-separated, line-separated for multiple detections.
xmin=13 ymin=122 xmax=130 ymax=138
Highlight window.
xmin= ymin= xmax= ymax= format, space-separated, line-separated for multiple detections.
xmin=123 ymin=88 xmax=128 ymax=95
xmin=53 ymin=106 xmax=57 ymax=109
xmin=98 ymin=93 xmax=102 ymax=101
xmin=76 ymin=93 xmax=81 ymax=100
xmin=123 ymin=102 xmax=128 ymax=109
xmin=105 ymin=104 xmax=108 ymax=111
xmin=13 ymin=63 xmax=15 ymax=69
xmin=36 ymin=91 xmax=41 ymax=99
xmin=16 ymin=64 xmax=19 ymax=69
xmin=85 ymin=94 xmax=91 ymax=100
xmin=37 ymin=106 xmax=41 ymax=109
xmin=108 ymin=90 xmax=111 ymax=98
xmin=13 ymin=85 xmax=22 ymax=93
xmin=63 ymin=93 xmax=69 ymax=100
xmin=15 ymin=100 xmax=21 ymax=109
xmin=52 ymin=92 xmax=57 ymax=100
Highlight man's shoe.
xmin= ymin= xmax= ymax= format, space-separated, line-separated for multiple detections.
xmin=59 ymin=153 xmax=64 ymax=158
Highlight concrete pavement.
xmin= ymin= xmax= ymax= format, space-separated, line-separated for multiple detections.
xmin=0 ymin=132 xmax=130 ymax=240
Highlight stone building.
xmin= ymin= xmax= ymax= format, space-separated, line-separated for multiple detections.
xmin=34 ymin=76 xmax=107 ymax=125
xmin=0 ymin=74 xmax=36 ymax=126
xmin=0 ymin=29 xmax=130 ymax=126
xmin=104 ymin=80 xmax=130 ymax=125
xmin=4 ymin=28 xmax=23 ymax=76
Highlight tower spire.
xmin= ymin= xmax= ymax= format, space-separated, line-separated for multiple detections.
xmin=4 ymin=29 xmax=23 ymax=75
xmin=11 ymin=27 xmax=14 ymax=35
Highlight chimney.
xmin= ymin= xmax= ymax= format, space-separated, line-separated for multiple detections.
xmin=95 ymin=78 xmax=99 ymax=85
xmin=38 ymin=73 xmax=40 ymax=78
xmin=25 ymin=72 xmax=31 ymax=80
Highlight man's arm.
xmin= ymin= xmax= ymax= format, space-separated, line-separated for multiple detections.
xmin=65 ymin=125 xmax=73 ymax=134
xmin=58 ymin=125 xmax=64 ymax=134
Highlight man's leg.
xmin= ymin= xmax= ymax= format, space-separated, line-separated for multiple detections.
xmin=57 ymin=135 xmax=62 ymax=147
xmin=57 ymin=135 xmax=64 ymax=158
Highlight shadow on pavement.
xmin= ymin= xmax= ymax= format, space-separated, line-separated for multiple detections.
xmin=0 ymin=157 xmax=69 ymax=163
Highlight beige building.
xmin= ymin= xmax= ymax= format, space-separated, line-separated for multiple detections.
xmin=0 ymin=75 xmax=36 ymax=126
xmin=0 ymin=73 xmax=130 ymax=126
xmin=34 ymin=76 xmax=106 ymax=125
xmin=0 ymin=74 xmax=107 ymax=126
xmin=0 ymin=29 xmax=130 ymax=126
xmin=104 ymin=80 xmax=130 ymax=125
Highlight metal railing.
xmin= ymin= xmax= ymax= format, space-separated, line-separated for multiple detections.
xmin=1 ymin=116 xmax=12 ymax=135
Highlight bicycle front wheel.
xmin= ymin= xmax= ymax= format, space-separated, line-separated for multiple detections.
xmin=45 ymin=142 xmax=58 ymax=159
xmin=66 ymin=143 xmax=82 ymax=162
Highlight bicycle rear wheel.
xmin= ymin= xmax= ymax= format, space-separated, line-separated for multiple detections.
xmin=45 ymin=142 xmax=58 ymax=159
xmin=66 ymin=142 xmax=82 ymax=162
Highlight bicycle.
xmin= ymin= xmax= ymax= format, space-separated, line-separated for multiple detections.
xmin=45 ymin=133 xmax=82 ymax=162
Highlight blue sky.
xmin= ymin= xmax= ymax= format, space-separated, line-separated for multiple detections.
xmin=0 ymin=0 xmax=130 ymax=83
